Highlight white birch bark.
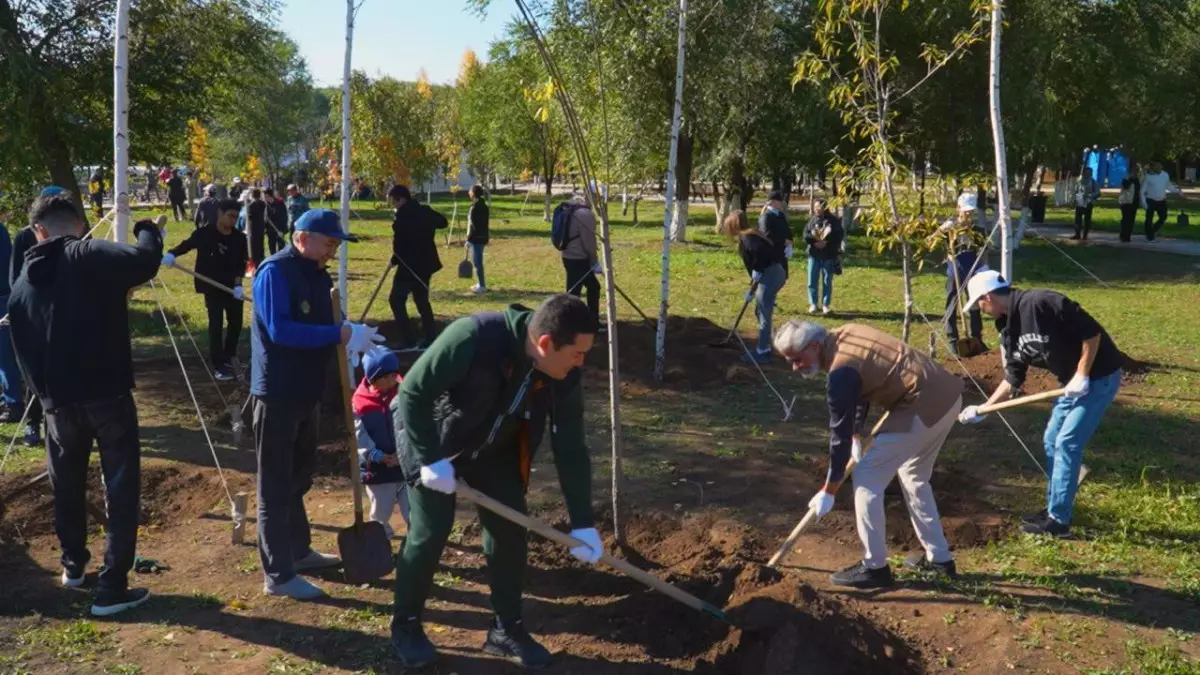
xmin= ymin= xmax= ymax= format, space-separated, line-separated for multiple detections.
xmin=112 ymin=0 xmax=131 ymax=243
xmin=990 ymin=1 xmax=1013 ymax=281
xmin=338 ymin=0 xmax=355 ymax=312
xmin=653 ymin=0 xmax=686 ymax=382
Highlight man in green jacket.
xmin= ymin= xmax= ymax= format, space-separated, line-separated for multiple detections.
xmin=390 ymin=293 xmax=600 ymax=670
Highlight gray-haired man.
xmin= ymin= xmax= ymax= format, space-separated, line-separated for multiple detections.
xmin=774 ymin=320 xmax=963 ymax=588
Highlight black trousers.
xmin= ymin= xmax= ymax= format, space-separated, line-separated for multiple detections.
xmin=563 ymin=258 xmax=600 ymax=325
xmin=204 ymin=291 xmax=242 ymax=369
xmin=944 ymin=276 xmax=982 ymax=341
xmin=248 ymin=220 xmax=266 ymax=267
xmin=1073 ymin=205 xmax=1094 ymax=238
xmin=46 ymin=394 xmax=141 ymax=591
xmin=389 ymin=270 xmax=435 ymax=345
xmin=253 ymin=397 xmax=319 ymax=585
xmin=1119 ymin=204 xmax=1138 ymax=242
xmin=1144 ymin=199 xmax=1168 ymax=240
xmin=170 ymin=197 xmax=187 ymax=221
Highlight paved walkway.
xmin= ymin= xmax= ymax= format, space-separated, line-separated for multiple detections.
xmin=1026 ymin=223 xmax=1200 ymax=257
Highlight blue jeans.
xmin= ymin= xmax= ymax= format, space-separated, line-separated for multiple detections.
xmin=0 ymin=293 xmax=20 ymax=407
xmin=469 ymin=242 xmax=486 ymax=287
xmin=754 ymin=264 xmax=787 ymax=354
xmin=1043 ymin=370 xmax=1121 ymax=524
xmin=807 ymin=256 xmax=835 ymax=308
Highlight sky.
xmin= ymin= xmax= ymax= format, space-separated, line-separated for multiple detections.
xmin=280 ymin=1 xmax=518 ymax=87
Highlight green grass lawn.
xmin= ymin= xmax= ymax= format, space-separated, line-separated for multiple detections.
xmin=3 ymin=192 xmax=1197 ymax=670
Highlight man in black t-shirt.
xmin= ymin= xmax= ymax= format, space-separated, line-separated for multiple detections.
xmin=957 ymin=271 xmax=1122 ymax=537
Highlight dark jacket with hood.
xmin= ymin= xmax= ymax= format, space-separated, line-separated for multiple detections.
xmin=737 ymin=230 xmax=784 ymax=277
xmin=266 ymin=198 xmax=289 ymax=236
xmin=391 ymin=198 xmax=448 ymax=282
xmin=8 ymin=222 xmax=163 ymax=409
xmin=194 ymin=196 xmax=220 ymax=229
xmin=758 ymin=205 xmax=793 ymax=274
xmin=169 ymin=224 xmax=249 ymax=294
xmin=394 ymin=305 xmax=593 ymax=528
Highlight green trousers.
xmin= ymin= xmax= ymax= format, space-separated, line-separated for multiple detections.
xmin=393 ymin=459 xmax=528 ymax=622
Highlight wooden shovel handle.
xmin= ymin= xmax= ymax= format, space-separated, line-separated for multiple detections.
xmin=766 ymin=413 xmax=889 ymax=568
xmin=977 ymin=388 xmax=1067 ymax=414
xmin=172 ymin=262 xmax=250 ymax=303
xmin=456 ymin=483 xmax=728 ymax=621
xmin=358 ymin=260 xmax=395 ymax=323
xmin=331 ymin=289 xmax=366 ymax=526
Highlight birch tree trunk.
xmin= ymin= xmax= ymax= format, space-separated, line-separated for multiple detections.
xmin=338 ymin=0 xmax=355 ymax=312
xmin=112 ymin=0 xmax=131 ymax=243
xmin=989 ymin=0 xmax=1013 ymax=282
xmin=654 ymin=0 xmax=687 ymax=383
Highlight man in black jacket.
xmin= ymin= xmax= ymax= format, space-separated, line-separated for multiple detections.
xmin=194 ymin=185 xmax=220 ymax=229
xmin=387 ymin=185 xmax=447 ymax=348
xmin=465 ymin=185 xmax=489 ymax=293
xmin=167 ymin=170 xmax=187 ymax=222
xmin=757 ymin=190 xmax=794 ymax=278
xmin=263 ymin=189 xmax=288 ymax=254
xmin=803 ymin=198 xmax=843 ymax=314
xmin=959 ymin=271 xmax=1122 ymax=537
xmin=164 ymin=199 xmax=247 ymax=380
xmin=246 ymin=188 xmax=270 ymax=267
xmin=8 ymin=192 xmax=163 ymax=617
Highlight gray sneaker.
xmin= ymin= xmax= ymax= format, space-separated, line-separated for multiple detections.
xmin=263 ymin=576 xmax=326 ymax=600
xmin=294 ymin=550 xmax=341 ymax=571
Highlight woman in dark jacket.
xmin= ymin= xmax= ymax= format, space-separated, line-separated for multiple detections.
xmin=465 ymin=185 xmax=489 ymax=293
xmin=726 ymin=209 xmax=787 ymax=365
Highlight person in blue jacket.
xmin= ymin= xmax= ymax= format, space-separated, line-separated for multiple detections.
xmin=353 ymin=347 xmax=408 ymax=538
xmin=250 ymin=209 xmax=384 ymax=601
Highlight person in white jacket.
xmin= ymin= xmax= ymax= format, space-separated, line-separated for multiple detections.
xmin=1141 ymin=162 xmax=1179 ymax=241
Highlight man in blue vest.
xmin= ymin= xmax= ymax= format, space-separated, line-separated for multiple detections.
xmin=251 ymin=209 xmax=384 ymax=600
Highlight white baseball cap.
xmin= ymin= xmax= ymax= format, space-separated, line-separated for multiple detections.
xmin=965 ymin=270 xmax=1010 ymax=310
xmin=957 ymin=191 xmax=978 ymax=213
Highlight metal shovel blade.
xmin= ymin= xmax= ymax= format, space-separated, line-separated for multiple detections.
xmin=338 ymin=519 xmax=393 ymax=584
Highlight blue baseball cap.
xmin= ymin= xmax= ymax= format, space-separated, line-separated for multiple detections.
xmin=363 ymin=349 xmax=400 ymax=382
xmin=40 ymin=186 xmax=66 ymax=197
xmin=294 ymin=209 xmax=357 ymax=242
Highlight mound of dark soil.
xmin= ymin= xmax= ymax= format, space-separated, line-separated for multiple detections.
xmin=517 ymin=512 xmax=924 ymax=674
xmin=957 ymin=349 xmax=1152 ymax=395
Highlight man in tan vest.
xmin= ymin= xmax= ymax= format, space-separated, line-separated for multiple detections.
xmin=774 ymin=320 xmax=964 ymax=588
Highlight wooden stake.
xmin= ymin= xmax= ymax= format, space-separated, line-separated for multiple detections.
xmin=231 ymin=492 xmax=248 ymax=544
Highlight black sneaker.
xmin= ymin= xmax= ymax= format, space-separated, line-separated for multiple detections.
xmin=391 ymin=617 xmax=437 ymax=669
xmin=22 ymin=423 xmax=40 ymax=447
xmin=1021 ymin=515 xmax=1071 ymax=538
xmin=1021 ymin=508 xmax=1048 ymax=525
xmin=90 ymin=587 xmax=150 ymax=617
xmin=214 ymin=365 xmax=235 ymax=382
xmin=483 ymin=616 xmax=552 ymax=669
xmin=903 ymin=554 xmax=958 ymax=579
xmin=830 ymin=561 xmax=895 ymax=589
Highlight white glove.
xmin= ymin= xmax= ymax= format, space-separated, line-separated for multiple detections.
xmin=232 ymin=286 xmax=244 ymax=301
xmin=162 ymin=253 xmax=176 ymax=267
xmin=345 ymin=321 xmax=386 ymax=355
xmin=808 ymin=491 xmax=835 ymax=521
xmin=569 ymin=527 xmax=603 ymax=564
xmin=784 ymin=243 xmax=794 ymax=259
xmin=851 ymin=437 xmax=864 ymax=463
xmin=591 ymin=262 xmax=603 ymax=275
xmin=1065 ymin=373 xmax=1090 ymax=398
xmin=418 ymin=458 xmax=456 ymax=494
xmin=744 ymin=291 xmax=754 ymax=302
xmin=958 ymin=405 xmax=986 ymax=425
xmin=751 ymin=270 xmax=762 ymax=283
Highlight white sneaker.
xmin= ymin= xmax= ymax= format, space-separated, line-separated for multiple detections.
xmin=807 ymin=305 xmax=818 ymax=314
xmin=822 ymin=305 xmax=832 ymax=315
xmin=471 ymin=284 xmax=487 ymax=294
xmin=293 ymin=550 xmax=341 ymax=572
xmin=263 ymin=576 xmax=326 ymax=600
xmin=61 ymin=567 xmax=86 ymax=588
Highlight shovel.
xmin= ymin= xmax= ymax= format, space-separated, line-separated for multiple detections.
xmin=330 ymin=289 xmax=393 ymax=584
xmin=456 ymin=482 xmax=730 ymax=623
xmin=708 ymin=280 xmax=758 ymax=349
xmin=457 ymin=246 xmax=473 ymax=280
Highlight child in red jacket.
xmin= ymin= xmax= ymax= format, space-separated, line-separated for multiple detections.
xmin=353 ymin=348 xmax=409 ymax=538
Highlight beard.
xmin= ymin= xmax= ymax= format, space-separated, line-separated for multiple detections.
xmin=799 ymin=362 xmax=821 ymax=379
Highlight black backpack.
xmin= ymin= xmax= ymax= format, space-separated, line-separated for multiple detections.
xmin=551 ymin=202 xmax=580 ymax=250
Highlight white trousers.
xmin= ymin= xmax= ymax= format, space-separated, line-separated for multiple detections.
xmin=365 ymin=482 xmax=411 ymax=539
xmin=852 ymin=399 xmax=961 ymax=569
